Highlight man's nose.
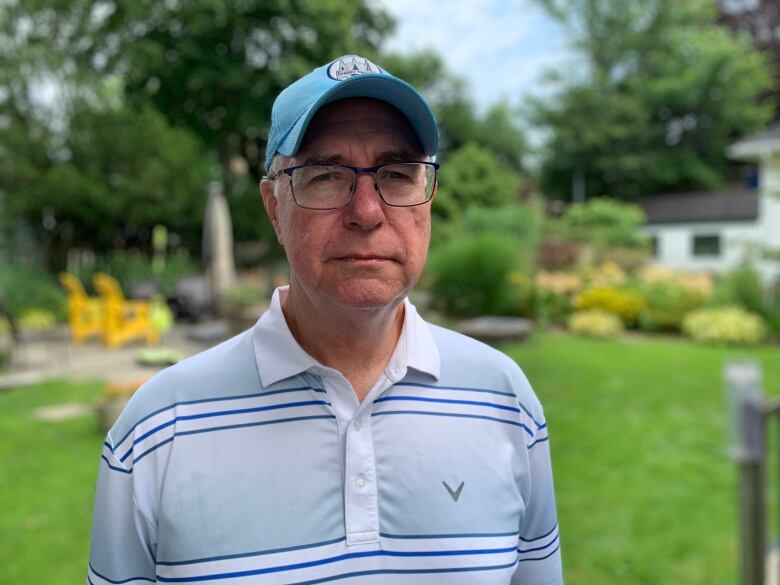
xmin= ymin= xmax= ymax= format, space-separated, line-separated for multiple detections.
xmin=343 ymin=173 xmax=385 ymax=229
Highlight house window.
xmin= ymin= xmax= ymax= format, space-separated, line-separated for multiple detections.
xmin=692 ymin=234 xmax=720 ymax=257
xmin=649 ymin=235 xmax=659 ymax=258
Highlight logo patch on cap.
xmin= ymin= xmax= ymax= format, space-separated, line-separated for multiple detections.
xmin=327 ymin=56 xmax=382 ymax=81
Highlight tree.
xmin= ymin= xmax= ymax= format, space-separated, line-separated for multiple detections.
xmin=433 ymin=142 xmax=521 ymax=225
xmin=530 ymin=0 xmax=774 ymax=200
xmin=0 ymin=0 xmax=394 ymax=265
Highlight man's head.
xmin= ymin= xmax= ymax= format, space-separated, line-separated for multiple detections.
xmin=260 ymin=56 xmax=440 ymax=311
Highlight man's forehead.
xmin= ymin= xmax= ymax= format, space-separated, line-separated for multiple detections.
xmin=299 ymin=98 xmax=423 ymax=154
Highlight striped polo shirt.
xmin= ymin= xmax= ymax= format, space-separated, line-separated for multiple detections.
xmin=88 ymin=287 xmax=562 ymax=584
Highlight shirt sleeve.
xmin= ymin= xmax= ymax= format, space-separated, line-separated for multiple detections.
xmin=511 ymin=406 xmax=563 ymax=585
xmin=86 ymin=440 xmax=157 ymax=585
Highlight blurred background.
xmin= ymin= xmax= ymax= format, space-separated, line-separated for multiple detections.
xmin=1 ymin=0 xmax=780 ymax=583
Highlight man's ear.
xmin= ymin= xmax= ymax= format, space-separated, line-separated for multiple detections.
xmin=260 ymin=179 xmax=284 ymax=246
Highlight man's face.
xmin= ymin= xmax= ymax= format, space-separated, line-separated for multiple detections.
xmin=261 ymin=98 xmax=433 ymax=311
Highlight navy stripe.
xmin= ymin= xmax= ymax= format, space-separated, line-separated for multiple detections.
xmin=120 ymin=400 xmax=331 ymax=462
xmin=380 ymin=531 xmax=519 ymax=539
xmin=124 ymin=415 xmax=337 ymax=470
xmin=528 ymin=435 xmax=550 ymax=449
xmin=392 ymin=381 xmax=545 ymax=428
xmin=89 ymin=563 xmax=156 ymax=583
xmin=519 ymin=523 xmax=558 ymax=543
xmin=288 ymin=560 xmax=519 ymax=584
xmin=112 ymin=385 xmax=324 ymax=450
xmin=516 ymin=544 xmax=560 ymax=563
xmin=100 ymin=455 xmax=131 ymax=474
xmin=88 ymin=576 xmax=95 ymax=585
xmin=375 ymin=395 xmax=520 ymax=413
xmin=394 ymin=381 xmax=515 ymax=398
xmin=518 ymin=533 xmax=559 ymax=555
xmin=372 ymin=410 xmax=534 ymax=436
xmin=156 ymin=547 xmax=517 ymax=582
xmin=157 ymin=536 xmax=347 ymax=566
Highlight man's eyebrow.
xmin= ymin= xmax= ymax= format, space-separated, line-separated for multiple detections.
xmin=376 ymin=150 xmax=423 ymax=164
xmin=300 ymin=154 xmax=343 ymax=166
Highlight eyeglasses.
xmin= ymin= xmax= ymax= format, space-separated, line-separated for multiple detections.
xmin=267 ymin=162 xmax=439 ymax=210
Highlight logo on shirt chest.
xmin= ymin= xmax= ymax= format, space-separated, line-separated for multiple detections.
xmin=442 ymin=480 xmax=465 ymax=502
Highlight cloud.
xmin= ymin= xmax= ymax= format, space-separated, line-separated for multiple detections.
xmin=379 ymin=0 xmax=573 ymax=110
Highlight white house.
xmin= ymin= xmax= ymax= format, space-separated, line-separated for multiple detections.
xmin=636 ymin=124 xmax=780 ymax=283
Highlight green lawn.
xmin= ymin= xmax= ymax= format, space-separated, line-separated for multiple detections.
xmin=0 ymin=334 xmax=777 ymax=584
xmin=506 ymin=333 xmax=780 ymax=585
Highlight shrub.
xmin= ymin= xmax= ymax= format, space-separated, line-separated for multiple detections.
xmin=461 ymin=203 xmax=541 ymax=269
xmin=573 ymin=286 xmax=647 ymax=326
xmin=537 ymin=237 xmax=580 ymax=270
xmin=637 ymin=282 xmax=709 ymax=332
xmin=72 ymin=250 xmax=199 ymax=296
xmin=711 ymin=264 xmax=766 ymax=316
xmin=428 ymin=233 xmax=520 ymax=317
xmin=558 ymin=197 xmax=649 ymax=248
xmin=0 ymin=263 xmax=67 ymax=320
xmin=682 ymin=306 xmax=766 ymax=345
xmin=568 ymin=310 xmax=624 ymax=338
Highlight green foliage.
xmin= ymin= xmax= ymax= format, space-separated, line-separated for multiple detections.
xmin=568 ymin=309 xmax=624 ymax=338
xmin=558 ymin=197 xmax=648 ymax=248
xmin=5 ymin=102 xmax=212 ymax=261
xmin=637 ymin=282 xmax=708 ymax=332
xmin=73 ymin=251 xmax=199 ymax=297
xmin=0 ymin=264 xmax=66 ymax=320
xmin=531 ymin=0 xmax=775 ymax=200
xmin=428 ymin=233 xmax=521 ymax=317
xmin=434 ymin=143 xmax=521 ymax=224
xmin=461 ymin=203 xmax=541 ymax=268
xmin=682 ymin=306 xmax=766 ymax=345
xmin=710 ymin=264 xmax=766 ymax=316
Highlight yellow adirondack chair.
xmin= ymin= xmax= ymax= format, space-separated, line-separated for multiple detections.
xmin=58 ymin=272 xmax=103 ymax=343
xmin=92 ymin=273 xmax=159 ymax=348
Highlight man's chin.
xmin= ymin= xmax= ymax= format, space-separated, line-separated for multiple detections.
xmin=326 ymin=279 xmax=408 ymax=310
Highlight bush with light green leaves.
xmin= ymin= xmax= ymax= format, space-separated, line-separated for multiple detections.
xmin=568 ymin=309 xmax=624 ymax=338
xmin=682 ymin=306 xmax=766 ymax=345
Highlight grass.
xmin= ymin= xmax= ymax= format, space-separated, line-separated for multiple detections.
xmin=0 ymin=379 xmax=105 ymax=584
xmin=0 ymin=334 xmax=777 ymax=584
xmin=505 ymin=332 xmax=780 ymax=585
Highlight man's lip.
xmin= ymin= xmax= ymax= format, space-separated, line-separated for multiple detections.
xmin=335 ymin=255 xmax=394 ymax=261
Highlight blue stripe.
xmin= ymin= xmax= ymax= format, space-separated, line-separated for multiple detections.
xmin=88 ymin=576 xmax=95 ymax=585
xmin=394 ymin=381 xmax=515 ymax=398
xmin=516 ymin=544 xmax=560 ymax=563
xmin=288 ymin=560 xmax=520 ymax=584
xmin=124 ymin=415 xmax=336 ymax=470
xmin=375 ymin=395 xmax=520 ymax=414
xmin=100 ymin=455 xmax=131 ymax=474
xmin=112 ymin=385 xmax=324 ymax=451
xmin=528 ymin=435 xmax=550 ymax=449
xmin=120 ymin=399 xmax=331 ymax=462
xmin=372 ymin=410 xmax=534 ymax=436
xmin=380 ymin=531 xmax=519 ymax=539
xmin=157 ymin=536 xmax=347 ymax=566
xmin=156 ymin=547 xmax=517 ymax=582
xmin=519 ymin=523 xmax=558 ymax=543
xmin=518 ymin=533 xmax=559 ymax=555
xmin=392 ymin=381 xmax=545 ymax=428
xmin=89 ymin=563 xmax=156 ymax=583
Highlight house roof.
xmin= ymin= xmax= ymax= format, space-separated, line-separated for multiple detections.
xmin=636 ymin=189 xmax=759 ymax=224
xmin=729 ymin=121 xmax=780 ymax=161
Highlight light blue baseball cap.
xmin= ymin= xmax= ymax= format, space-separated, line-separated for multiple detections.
xmin=264 ymin=55 xmax=439 ymax=173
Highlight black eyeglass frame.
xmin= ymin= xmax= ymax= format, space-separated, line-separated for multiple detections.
xmin=265 ymin=161 xmax=440 ymax=210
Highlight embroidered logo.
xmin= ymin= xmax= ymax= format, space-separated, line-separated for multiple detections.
xmin=327 ymin=56 xmax=382 ymax=81
xmin=442 ymin=480 xmax=464 ymax=502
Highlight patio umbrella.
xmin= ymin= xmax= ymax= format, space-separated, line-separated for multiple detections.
xmin=202 ymin=180 xmax=237 ymax=307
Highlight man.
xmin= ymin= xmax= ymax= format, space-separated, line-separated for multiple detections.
xmin=88 ymin=55 xmax=562 ymax=585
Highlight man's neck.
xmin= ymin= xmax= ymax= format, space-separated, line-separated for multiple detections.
xmin=279 ymin=287 xmax=405 ymax=401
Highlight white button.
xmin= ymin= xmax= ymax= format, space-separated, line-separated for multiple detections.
xmin=353 ymin=419 xmax=362 ymax=432
xmin=355 ymin=476 xmax=367 ymax=490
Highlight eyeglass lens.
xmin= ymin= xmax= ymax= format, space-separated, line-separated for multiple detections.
xmin=290 ymin=163 xmax=435 ymax=209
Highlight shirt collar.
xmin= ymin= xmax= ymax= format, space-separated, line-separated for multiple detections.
xmin=251 ymin=286 xmax=440 ymax=387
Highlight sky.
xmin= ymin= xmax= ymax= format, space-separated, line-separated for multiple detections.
xmin=378 ymin=0 xmax=572 ymax=112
